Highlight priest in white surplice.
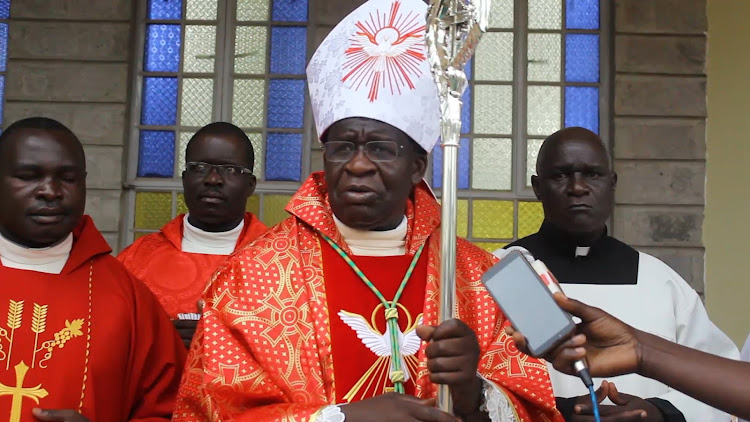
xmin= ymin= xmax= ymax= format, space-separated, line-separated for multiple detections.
xmin=495 ymin=127 xmax=739 ymax=422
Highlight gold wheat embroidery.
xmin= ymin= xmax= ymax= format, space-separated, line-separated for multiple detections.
xmin=6 ymin=300 xmax=24 ymax=370
xmin=31 ymin=304 xmax=48 ymax=368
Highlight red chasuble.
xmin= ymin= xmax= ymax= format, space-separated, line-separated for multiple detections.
xmin=0 ymin=216 xmax=187 ymax=421
xmin=321 ymin=242 xmax=428 ymax=402
xmin=117 ymin=213 xmax=267 ymax=318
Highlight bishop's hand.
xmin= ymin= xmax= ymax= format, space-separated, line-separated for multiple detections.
xmin=417 ymin=319 xmax=483 ymax=417
xmin=32 ymin=408 xmax=90 ymax=422
xmin=340 ymin=393 xmax=457 ymax=422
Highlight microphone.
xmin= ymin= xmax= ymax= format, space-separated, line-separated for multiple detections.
xmin=496 ymin=246 xmax=594 ymax=388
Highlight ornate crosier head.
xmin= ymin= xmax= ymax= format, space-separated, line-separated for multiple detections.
xmin=425 ymin=0 xmax=490 ymax=98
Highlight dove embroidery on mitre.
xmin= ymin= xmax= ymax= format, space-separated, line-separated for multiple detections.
xmin=338 ymin=310 xmax=423 ymax=401
xmin=341 ymin=0 xmax=427 ymax=102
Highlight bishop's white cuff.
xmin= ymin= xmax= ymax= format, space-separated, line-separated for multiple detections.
xmin=480 ymin=375 xmax=518 ymax=422
xmin=313 ymin=405 xmax=346 ymax=422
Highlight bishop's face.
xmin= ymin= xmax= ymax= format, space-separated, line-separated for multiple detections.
xmin=323 ymin=118 xmax=427 ymax=231
xmin=0 ymin=128 xmax=87 ymax=248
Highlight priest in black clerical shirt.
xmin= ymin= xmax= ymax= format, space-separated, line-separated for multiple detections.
xmin=496 ymin=127 xmax=738 ymax=422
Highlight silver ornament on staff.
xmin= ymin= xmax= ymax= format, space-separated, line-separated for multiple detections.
xmin=425 ymin=0 xmax=490 ymax=413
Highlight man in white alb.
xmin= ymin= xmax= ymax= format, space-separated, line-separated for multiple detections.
xmin=497 ymin=127 xmax=739 ymax=422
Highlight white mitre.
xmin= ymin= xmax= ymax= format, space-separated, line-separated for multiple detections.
xmin=306 ymin=0 xmax=441 ymax=152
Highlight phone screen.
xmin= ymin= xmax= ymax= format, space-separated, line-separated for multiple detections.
xmin=482 ymin=251 xmax=574 ymax=355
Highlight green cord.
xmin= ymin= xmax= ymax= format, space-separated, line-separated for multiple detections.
xmin=321 ymin=234 xmax=425 ymax=394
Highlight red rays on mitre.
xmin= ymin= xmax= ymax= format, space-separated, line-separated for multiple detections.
xmin=341 ymin=1 xmax=427 ymax=102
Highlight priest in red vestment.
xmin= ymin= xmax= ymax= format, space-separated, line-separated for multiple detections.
xmin=0 ymin=117 xmax=186 ymax=421
xmin=118 ymin=122 xmax=267 ymax=347
xmin=174 ymin=1 xmax=562 ymax=421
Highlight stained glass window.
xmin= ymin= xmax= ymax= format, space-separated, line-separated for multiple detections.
xmin=0 ymin=0 xmax=9 ymax=129
xmin=432 ymin=0 xmax=606 ymax=251
xmin=126 ymin=0 xmax=607 ymax=250
xmin=128 ymin=0 xmax=311 ymax=241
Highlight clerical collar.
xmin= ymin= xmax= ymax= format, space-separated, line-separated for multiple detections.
xmin=0 ymin=232 xmax=73 ymax=274
xmin=181 ymin=214 xmax=243 ymax=255
xmin=575 ymin=247 xmax=591 ymax=257
xmin=333 ymin=214 xmax=407 ymax=257
xmin=538 ymin=221 xmax=608 ymax=259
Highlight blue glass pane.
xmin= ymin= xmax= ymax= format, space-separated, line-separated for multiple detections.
xmin=566 ymin=0 xmax=599 ymax=29
xmin=141 ymin=77 xmax=178 ymax=125
xmin=265 ymin=133 xmax=302 ymax=181
xmin=138 ymin=131 xmax=175 ymax=178
xmin=270 ymin=26 xmax=307 ymax=74
xmin=565 ymin=34 xmax=599 ymax=83
xmin=267 ymin=79 xmax=305 ymax=129
xmin=432 ymin=138 xmax=470 ymax=189
xmin=0 ymin=0 xmax=10 ymax=19
xmin=272 ymin=0 xmax=308 ymax=22
xmin=565 ymin=87 xmax=599 ymax=134
xmin=0 ymin=76 xmax=5 ymax=126
xmin=465 ymin=58 xmax=473 ymax=80
xmin=144 ymin=24 xmax=181 ymax=72
xmin=0 ymin=24 xmax=7 ymax=72
xmin=461 ymin=85 xmax=471 ymax=134
xmin=148 ymin=0 xmax=182 ymax=20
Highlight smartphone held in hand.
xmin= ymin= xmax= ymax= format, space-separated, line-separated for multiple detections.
xmin=481 ymin=250 xmax=575 ymax=356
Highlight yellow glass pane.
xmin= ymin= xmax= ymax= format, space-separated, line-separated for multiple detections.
xmin=518 ymin=201 xmax=544 ymax=238
xmin=178 ymin=132 xmax=195 ymax=174
xmin=262 ymin=194 xmax=292 ymax=227
xmin=457 ymin=199 xmax=468 ymax=238
xmin=438 ymin=199 xmax=468 ymax=238
xmin=489 ymin=0 xmax=514 ymax=29
xmin=237 ymin=0 xmax=269 ymax=21
xmin=526 ymin=139 xmax=544 ymax=187
xmin=474 ymin=242 xmax=508 ymax=253
xmin=186 ymin=0 xmax=218 ymax=20
xmin=472 ymin=200 xmax=513 ymax=239
xmin=246 ymin=194 xmax=260 ymax=215
xmin=180 ymin=78 xmax=214 ymax=127
xmin=134 ymin=232 xmax=152 ymax=241
xmin=135 ymin=192 xmax=172 ymax=230
xmin=176 ymin=193 xmax=189 ymax=215
xmin=234 ymin=26 xmax=267 ymax=74
xmin=232 ymin=79 xmax=265 ymax=128
xmin=183 ymin=25 xmax=216 ymax=73
xmin=249 ymin=132 xmax=263 ymax=179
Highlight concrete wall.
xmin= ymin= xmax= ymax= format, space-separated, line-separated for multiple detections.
xmin=704 ymin=0 xmax=750 ymax=346
xmin=612 ymin=0 xmax=708 ymax=294
xmin=4 ymin=0 xmax=133 ymax=251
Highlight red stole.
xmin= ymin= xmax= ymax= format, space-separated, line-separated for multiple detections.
xmin=321 ymin=240 xmax=428 ymax=403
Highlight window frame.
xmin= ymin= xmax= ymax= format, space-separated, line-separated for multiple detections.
xmin=121 ymin=0 xmax=612 ymax=250
xmin=427 ymin=0 xmax=613 ymax=246
xmin=122 ymin=0 xmax=318 ymax=249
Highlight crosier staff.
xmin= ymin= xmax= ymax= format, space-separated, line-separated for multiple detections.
xmin=425 ymin=0 xmax=490 ymax=414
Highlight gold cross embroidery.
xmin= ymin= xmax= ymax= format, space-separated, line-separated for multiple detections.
xmin=0 ymin=361 xmax=49 ymax=422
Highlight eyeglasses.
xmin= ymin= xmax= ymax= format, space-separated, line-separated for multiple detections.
xmin=323 ymin=141 xmax=404 ymax=163
xmin=185 ymin=162 xmax=253 ymax=178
